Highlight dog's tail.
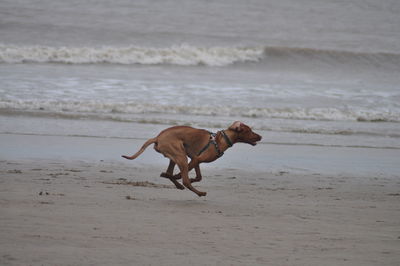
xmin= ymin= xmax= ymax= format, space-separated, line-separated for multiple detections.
xmin=122 ymin=137 xmax=157 ymax=160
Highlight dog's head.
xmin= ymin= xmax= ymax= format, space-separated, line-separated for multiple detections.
xmin=229 ymin=121 xmax=262 ymax=146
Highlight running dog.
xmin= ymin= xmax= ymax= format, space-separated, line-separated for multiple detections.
xmin=122 ymin=121 xmax=262 ymax=196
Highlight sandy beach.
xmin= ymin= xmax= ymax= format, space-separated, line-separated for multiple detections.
xmin=1 ymin=134 xmax=399 ymax=266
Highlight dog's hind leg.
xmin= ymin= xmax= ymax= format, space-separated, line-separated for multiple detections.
xmin=160 ymin=158 xmax=184 ymax=190
xmin=160 ymin=160 xmax=175 ymax=179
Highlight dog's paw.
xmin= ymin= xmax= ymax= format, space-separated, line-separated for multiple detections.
xmin=175 ymin=183 xmax=185 ymax=190
xmin=198 ymin=191 xmax=207 ymax=197
xmin=173 ymin=173 xmax=182 ymax=179
xmin=160 ymin=172 xmax=172 ymax=178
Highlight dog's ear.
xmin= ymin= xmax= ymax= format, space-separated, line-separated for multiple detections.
xmin=229 ymin=121 xmax=243 ymax=132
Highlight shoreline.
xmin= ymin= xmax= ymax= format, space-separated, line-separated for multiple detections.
xmin=1 ymin=132 xmax=400 ymax=177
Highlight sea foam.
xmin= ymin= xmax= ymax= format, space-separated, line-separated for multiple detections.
xmin=0 ymin=44 xmax=264 ymax=66
xmin=1 ymin=99 xmax=399 ymax=123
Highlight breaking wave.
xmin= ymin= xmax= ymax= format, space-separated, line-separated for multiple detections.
xmin=0 ymin=44 xmax=263 ymax=66
xmin=1 ymin=99 xmax=399 ymax=123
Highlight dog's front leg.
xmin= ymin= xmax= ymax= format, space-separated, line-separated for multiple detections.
xmin=190 ymin=163 xmax=202 ymax=183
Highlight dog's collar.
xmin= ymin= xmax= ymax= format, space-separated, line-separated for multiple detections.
xmin=221 ymin=130 xmax=233 ymax=147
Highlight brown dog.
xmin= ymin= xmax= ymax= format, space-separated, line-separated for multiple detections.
xmin=122 ymin=121 xmax=262 ymax=197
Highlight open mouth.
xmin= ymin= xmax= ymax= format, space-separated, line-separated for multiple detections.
xmin=249 ymin=136 xmax=262 ymax=146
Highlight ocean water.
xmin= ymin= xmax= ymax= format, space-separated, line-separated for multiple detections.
xmin=1 ymin=0 xmax=400 ymax=150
